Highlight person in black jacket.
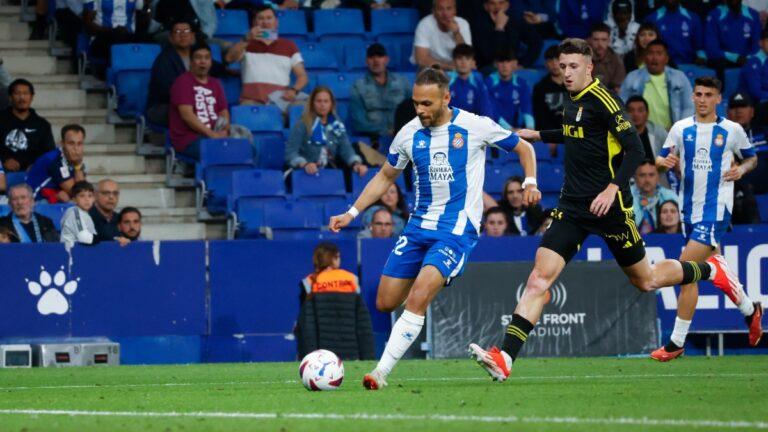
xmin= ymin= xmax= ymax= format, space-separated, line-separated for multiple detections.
xmin=0 ymin=184 xmax=58 ymax=243
xmin=146 ymin=18 xmax=226 ymax=127
xmin=0 ymin=79 xmax=55 ymax=173
xmin=89 ymin=179 xmax=122 ymax=242
xmin=295 ymin=243 xmax=375 ymax=360
xmin=497 ymin=176 xmax=546 ymax=236
xmin=471 ymin=0 xmax=542 ymax=70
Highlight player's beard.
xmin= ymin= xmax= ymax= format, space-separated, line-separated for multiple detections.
xmin=418 ymin=104 xmax=446 ymax=127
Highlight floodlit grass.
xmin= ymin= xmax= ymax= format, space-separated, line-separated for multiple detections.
xmin=0 ymin=356 xmax=766 ymax=431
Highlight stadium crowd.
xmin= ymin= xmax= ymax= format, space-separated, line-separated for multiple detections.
xmin=1 ymin=0 xmax=766 ymax=242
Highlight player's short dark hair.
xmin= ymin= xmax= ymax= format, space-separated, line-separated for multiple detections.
xmin=494 ymin=47 xmax=517 ymax=62
xmin=61 ymin=124 xmax=86 ymax=141
xmin=589 ymin=22 xmax=611 ymax=37
xmin=169 ymin=16 xmax=200 ymax=32
xmin=119 ymin=206 xmax=142 ymax=222
xmin=646 ymin=38 xmax=669 ymax=53
xmin=638 ymin=22 xmax=658 ymax=34
xmin=626 ymin=95 xmax=649 ymax=111
xmin=694 ymin=76 xmax=722 ymax=93
xmin=250 ymin=4 xmax=276 ymax=21
xmin=415 ymin=65 xmax=450 ymax=91
xmin=637 ymin=159 xmax=655 ymax=168
xmin=544 ymin=44 xmax=559 ymax=60
xmin=71 ymin=181 xmax=94 ymax=197
xmin=190 ymin=41 xmax=211 ymax=57
xmin=558 ymin=38 xmax=593 ymax=58
xmin=8 ymin=78 xmax=34 ymax=96
xmin=452 ymin=43 xmax=474 ymax=60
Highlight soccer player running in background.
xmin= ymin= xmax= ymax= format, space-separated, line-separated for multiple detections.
xmin=329 ymin=67 xmax=540 ymax=390
xmin=651 ymin=77 xmax=762 ymax=361
xmin=469 ymin=39 xmax=746 ymax=382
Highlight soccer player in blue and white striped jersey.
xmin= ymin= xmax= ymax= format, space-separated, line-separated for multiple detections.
xmin=330 ymin=67 xmax=540 ymax=390
xmin=653 ymin=76 xmax=762 ymax=361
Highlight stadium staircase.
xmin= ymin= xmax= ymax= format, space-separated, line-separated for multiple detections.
xmin=2 ymin=2 xmax=223 ymax=240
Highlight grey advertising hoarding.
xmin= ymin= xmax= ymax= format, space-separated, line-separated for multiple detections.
xmin=431 ymin=261 xmax=659 ymax=358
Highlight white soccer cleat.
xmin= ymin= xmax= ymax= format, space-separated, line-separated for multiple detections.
xmin=469 ymin=343 xmax=512 ymax=382
xmin=362 ymin=369 xmax=388 ymax=390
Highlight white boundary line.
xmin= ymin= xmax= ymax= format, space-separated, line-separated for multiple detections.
xmin=1 ymin=372 xmax=766 ymax=392
xmin=0 ymin=409 xmax=765 ymax=429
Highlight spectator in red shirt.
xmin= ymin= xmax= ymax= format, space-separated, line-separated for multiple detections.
xmin=169 ymin=42 xmax=229 ymax=161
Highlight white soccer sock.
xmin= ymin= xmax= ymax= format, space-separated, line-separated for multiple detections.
xmin=376 ymin=310 xmax=425 ymax=376
xmin=707 ymin=262 xmax=717 ymax=280
xmin=670 ymin=317 xmax=692 ymax=348
xmin=738 ymin=297 xmax=755 ymax=317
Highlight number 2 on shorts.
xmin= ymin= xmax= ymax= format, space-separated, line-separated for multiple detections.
xmin=393 ymin=235 xmax=408 ymax=256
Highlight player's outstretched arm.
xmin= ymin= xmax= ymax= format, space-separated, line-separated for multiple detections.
xmin=329 ymin=163 xmax=402 ymax=233
xmin=513 ymin=138 xmax=542 ymax=206
xmin=723 ymin=156 xmax=757 ymax=182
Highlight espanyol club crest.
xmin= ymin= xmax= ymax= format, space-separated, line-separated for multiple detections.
xmin=714 ymin=134 xmax=724 ymax=147
xmin=452 ymin=132 xmax=464 ymax=149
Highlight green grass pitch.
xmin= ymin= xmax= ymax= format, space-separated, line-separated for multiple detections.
xmin=0 ymin=356 xmax=766 ymax=431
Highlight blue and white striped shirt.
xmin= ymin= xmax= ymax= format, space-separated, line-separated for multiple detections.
xmin=83 ymin=0 xmax=143 ymax=31
xmin=387 ymin=108 xmax=519 ymax=235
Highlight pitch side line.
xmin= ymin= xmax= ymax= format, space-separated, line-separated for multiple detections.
xmin=1 ymin=372 xmax=767 ymax=391
xmin=0 ymin=409 xmax=765 ymax=429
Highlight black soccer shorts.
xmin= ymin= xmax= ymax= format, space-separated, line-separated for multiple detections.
xmin=540 ymin=198 xmax=646 ymax=267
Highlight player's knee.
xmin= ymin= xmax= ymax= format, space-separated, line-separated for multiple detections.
xmin=629 ymin=274 xmax=656 ymax=293
xmin=375 ymin=296 xmax=399 ymax=313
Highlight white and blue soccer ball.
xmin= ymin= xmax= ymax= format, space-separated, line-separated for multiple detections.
xmin=299 ymin=349 xmax=344 ymax=391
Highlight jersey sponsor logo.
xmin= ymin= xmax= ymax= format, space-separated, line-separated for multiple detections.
xmin=575 ymin=106 xmax=583 ymax=122
xmin=614 ymin=114 xmax=632 ymax=132
xmin=417 ymin=139 xmax=427 ymax=149
xmin=714 ymin=133 xmax=724 ymax=147
xmin=693 ymin=148 xmax=713 ymax=171
xmin=429 ymin=152 xmax=455 ymax=182
xmin=451 ymin=132 xmax=464 ymax=149
xmin=562 ymin=124 xmax=584 ymax=138
xmin=193 ymin=85 xmax=218 ymax=128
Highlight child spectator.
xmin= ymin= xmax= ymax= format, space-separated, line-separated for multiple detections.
xmin=483 ymin=207 xmax=509 ymax=237
xmin=486 ymin=50 xmax=534 ymax=130
xmin=449 ymin=44 xmax=495 ymax=118
xmin=653 ymin=200 xmax=683 ymax=234
xmin=286 ymin=87 xmax=367 ymax=177
xmin=60 ymin=181 xmax=98 ymax=248
xmin=606 ymin=0 xmax=640 ymax=56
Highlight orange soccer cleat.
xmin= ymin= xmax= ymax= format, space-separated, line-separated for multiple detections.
xmin=747 ymin=302 xmax=763 ymax=347
xmin=650 ymin=345 xmax=684 ymax=362
xmin=469 ymin=344 xmax=511 ymax=381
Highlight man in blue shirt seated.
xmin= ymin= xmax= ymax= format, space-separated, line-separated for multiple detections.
xmin=485 ymin=49 xmax=534 ymax=130
xmin=631 ymin=160 xmax=677 ymax=234
xmin=705 ymin=0 xmax=762 ymax=82
xmin=644 ymin=0 xmax=706 ymax=65
xmin=448 ymin=44 xmax=495 ymax=119
xmin=26 ymin=124 xmax=87 ymax=203
xmin=349 ymin=43 xmax=411 ymax=141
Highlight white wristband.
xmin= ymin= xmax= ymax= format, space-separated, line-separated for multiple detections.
xmin=522 ymin=177 xmax=538 ymax=189
xmin=346 ymin=207 xmax=360 ymax=219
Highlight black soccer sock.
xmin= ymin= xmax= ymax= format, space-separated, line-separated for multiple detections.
xmin=664 ymin=341 xmax=683 ymax=352
xmin=679 ymin=261 xmax=712 ymax=285
xmin=502 ymin=314 xmax=535 ymax=361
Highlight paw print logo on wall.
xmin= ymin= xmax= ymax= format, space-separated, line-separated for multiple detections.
xmin=26 ymin=266 xmax=79 ymax=316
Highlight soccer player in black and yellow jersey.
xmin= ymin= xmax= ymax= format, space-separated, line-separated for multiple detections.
xmin=469 ymin=39 xmax=747 ymax=381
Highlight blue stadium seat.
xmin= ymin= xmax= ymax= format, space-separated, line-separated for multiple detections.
xmin=336 ymin=101 xmax=349 ymax=123
xmin=5 ymin=172 xmax=26 ymax=188
xmin=0 ymin=204 xmax=8 ymax=216
xmin=313 ymin=9 xmax=366 ymax=42
xmin=263 ymin=200 xmax=324 ymax=239
xmin=255 ymin=135 xmax=286 ymax=170
xmin=221 ymin=76 xmax=242 ymax=106
xmin=317 ymin=72 xmax=364 ymax=101
xmin=730 ymin=224 xmax=768 ymax=234
xmin=291 ymin=169 xmax=347 ymax=205
xmin=538 ymin=162 xmax=564 ymax=193
xmin=232 ymin=198 xmax=266 ymax=238
xmin=515 ymin=69 xmax=546 ymax=92
xmin=541 ymin=193 xmax=559 ymax=210
xmin=756 ymin=194 xmax=768 ymax=222
xmin=677 ymin=64 xmax=717 ymax=88
xmin=371 ymin=8 xmax=419 ymax=39
xmin=351 ymin=167 xmax=408 ymax=195
xmin=343 ymin=42 xmax=370 ymax=73
xmin=378 ymin=40 xmax=402 ymax=70
xmin=231 ymin=105 xmax=284 ymax=139
xmin=484 ymin=165 xmax=522 ymax=195
xmin=276 ymin=9 xmax=308 ymax=42
xmin=299 ymin=42 xmax=339 ymax=73
xmin=214 ymin=10 xmax=249 ymax=42
xmin=35 ymin=203 xmax=72 ymax=231
xmin=108 ymin=44 xmax=161 ymax=118
xmin=723 ymin=68 xmax=741 ymax=100
xmin=401 ymin=71 xmax=416 ymax=87
xmin=397 ymin=39 xmax=416 ymax=71
xmin=197 ymin=138 xmax=255 ymax=215
xmin=230 ymin=169 xmax=286 ymax=202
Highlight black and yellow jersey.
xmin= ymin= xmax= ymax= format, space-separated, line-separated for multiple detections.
xmin=540 ymin=78 xmax=644 ymax=209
